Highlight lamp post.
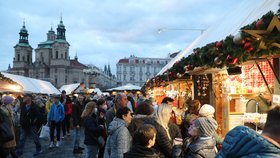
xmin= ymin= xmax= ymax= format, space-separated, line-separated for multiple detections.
xmin=157 ymin=28 xmax=206 ymax=35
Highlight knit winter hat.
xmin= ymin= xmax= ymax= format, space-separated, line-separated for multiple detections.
xmin=199 ymin=104 xmax=215 ymax=117
xmin=2 ymin=96 xmax=14 ymax=104
xmin=194 ymin=117 xmax=218 ymax=137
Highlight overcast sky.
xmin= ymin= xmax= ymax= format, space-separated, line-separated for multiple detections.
xmin=0 ymin=0 xmax=244 ymax=73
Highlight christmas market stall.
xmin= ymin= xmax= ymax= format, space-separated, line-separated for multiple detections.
xmin=143 ymin=1 xmax=280 ymax=136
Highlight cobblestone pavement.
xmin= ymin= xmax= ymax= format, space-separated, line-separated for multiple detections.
xmin=10 ymin=130 xmax=87 ymax=158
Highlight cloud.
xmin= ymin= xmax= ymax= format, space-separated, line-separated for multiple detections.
xmin=0 ymin=0 xmax=243 ymax=73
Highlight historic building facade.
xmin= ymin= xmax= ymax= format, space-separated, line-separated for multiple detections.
xmin=8 ymin=19 xmax=117 ymax=89
xmin=116 ymin=53 xmax=178 ymax=86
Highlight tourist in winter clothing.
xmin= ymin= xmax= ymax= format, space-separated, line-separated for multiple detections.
xmin=216 ymin=105 xmax=280 ymax=157
xmin=124 ymin=124 xmax=159 ymax=158
xmin=183 ymin=117 xmax=217 ymax=158
xmin=62 ymin=95 xmax=72 ymax=136
xmin=0 ymin=96 xmax=17 ymax=158
xmin=181 ymin=100 xmax=201 ymax=139
xmin=147 ymin=103 xmax=182 ymax=158
xmin=199 ymin=104 xmax=223 ymax=147
xmin=128 ymin=102 xmax=154 ymax=137
xmin=82 ymin=101 xmax=104 ymax=158
xmin=105 ymin=93 xmax=128 ymax=127
xmin=72 ymin=95 xmax=86 ymax=154
xmin=97 ymin=98 xmax=108 ymax=158
xmin=16 ymin=93 xmax=42 ymax=157
xmin=104 ymin=107 xmax=132 ymax=158
xmin=48 ymin=95 xmax=65 ymax=148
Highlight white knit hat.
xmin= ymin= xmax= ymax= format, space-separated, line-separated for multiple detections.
xmin=199 ymin=104 xmax=215 ymax=117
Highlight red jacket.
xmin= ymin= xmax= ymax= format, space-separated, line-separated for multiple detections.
xmin=64 ymin=102 xmax=72 ymax=115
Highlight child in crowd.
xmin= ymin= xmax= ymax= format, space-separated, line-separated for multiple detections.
xmin=124 ymin=124 xmax=159 ymax=158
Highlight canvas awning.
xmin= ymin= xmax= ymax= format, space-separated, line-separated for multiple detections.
xmin=1 ymin=72 xmax=60 ymax=94
xmin=158 ymin=0 xmax=279 ymax=75
xmin=107 ymin=83 xmax=141 ymax=91
xmin=59 ymin=83 xmax=80 ymax=95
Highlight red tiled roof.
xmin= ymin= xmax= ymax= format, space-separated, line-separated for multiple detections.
xmin=118 ymin=59 xmax=129 ymax=64
xmin=70 ymin=60 xmax=87 ymax=68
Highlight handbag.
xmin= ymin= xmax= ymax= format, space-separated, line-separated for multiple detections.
xmin=97 ymin=136 xmax=105 ymax=148
xmin=0 ymin=109 xmax=14 ymax=145
xmin=39 ymin=124 xmax=50 ymax=140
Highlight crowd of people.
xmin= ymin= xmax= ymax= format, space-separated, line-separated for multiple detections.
xmin=0 ymin=91 xmax=279 ymax=158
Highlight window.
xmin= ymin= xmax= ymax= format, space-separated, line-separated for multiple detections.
xmin=18 ymin=54 xmax=20 ymax=61
xmin=56 ymin=51 xmax=58 ymax=59
xmin=124 ymin=75 xmax=126 ymax=81
xmin=65 ymin=52 xmax=67 ymax=59
xmin=61 ymin=53 xmax=63 ymax=59
xmin=65 ymin=77 xmax=67 ymax=84
xmin=22 ymin=56 xmax=25 ymax=61
xmin=27 ymin=54 xmax=30 ymax=63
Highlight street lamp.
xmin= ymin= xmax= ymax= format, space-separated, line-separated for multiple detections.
xmin=157 ymin=28 xmax=206 ymax=35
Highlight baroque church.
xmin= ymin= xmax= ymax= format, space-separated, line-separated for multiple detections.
xmin=8 ymin=18 xmax=114 ymax=88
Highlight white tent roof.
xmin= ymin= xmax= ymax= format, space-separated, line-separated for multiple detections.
xmin=1 ymin=72 xmax=60 ymax=94
xmin=158 ymin=0 xmax=279 ymax=75
xmin=59 ymin=83 xmax=80 ymax=95
xmin=108 ymin=83 xmax=141 ymax=91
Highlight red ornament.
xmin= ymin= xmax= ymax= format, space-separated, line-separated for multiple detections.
xmin=215 ymin=41 xmax=222 ymax=48
xmin=256 ymin=19 xmax=263 ymax=29
xmin=244 ymin=42 xmax=252 ymax=49
xmin=244 ymin=42 xmax=253 ymax=52
xmin=175 ymin=61 xmax=179 ymax=64
xmin=227 ymin=55 xmax=238 ymax=65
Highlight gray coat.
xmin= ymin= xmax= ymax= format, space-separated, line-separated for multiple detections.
xmin=184 ymin=137 xmax=216 ymax=158
xmin=104 ymin=117 xmax=132 ymax=158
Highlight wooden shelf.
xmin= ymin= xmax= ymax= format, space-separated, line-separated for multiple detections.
xmin=230 ymin=112 xmax=244 ymax=115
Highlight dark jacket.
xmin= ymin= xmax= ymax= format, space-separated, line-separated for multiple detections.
xmin=20 ymin=102 xmax=40 ymax=129
xmin=105 ymin=105 xmax=117 ymax=128
xmin=146 ymin=118 xmax=173 ymax=158
xmin=84 ymin=113 xmax=104 ymax=146
xmin=216 ymin=126 xmax=280 ymax=158
xmin=169 ymin=122 xmax=182 ymax=139
xmin=128 ymin=115 xmax=153 ymax=137
xmin=183 ymin=137 xmax=216 ymax=158
xmin=124 ymin=144 xmax=160 ymax=158
xmin=72 ymin=101 xmax=85 ymax=127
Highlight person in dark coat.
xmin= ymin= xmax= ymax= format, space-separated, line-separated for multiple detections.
xmin=16 ymin=93 xmax=42 ymax=157
xmin=72 ymin=94 xmax=85 ymax=154
xmin=183 ymin=117 xmax=217 ymax=158
xmin=216 ymin=105 xmax=280 ymax=158
xmin=128 ymin=102 xmax=154 ymax=137
xmin=124 ymin=124 xmax=159 ymax=158
xmin=82 ymin=101 xmax=104 ymax=158
xmin=146 ymin=103 xmax=182 ymax=158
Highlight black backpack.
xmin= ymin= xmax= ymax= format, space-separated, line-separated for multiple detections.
xmin=0 ymin=108 xmax=14 ymax=146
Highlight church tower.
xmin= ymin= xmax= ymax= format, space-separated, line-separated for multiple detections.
xmin=56 ymin=16 xmax=66 ymax=40
xmin=12 ymin=21 xmax=33 ymax=76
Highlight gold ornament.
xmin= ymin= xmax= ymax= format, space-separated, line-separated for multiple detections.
xmin=243 ymin=15 xmax=280 ymax=50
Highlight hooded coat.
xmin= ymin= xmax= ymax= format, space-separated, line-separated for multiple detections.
xmin=104 ymin=117 xmax=132 ymax=158
xmin=216 ymin=126 xmax=280 ymax=158
xmin=124 ymin=144 xmax=160 ymax=158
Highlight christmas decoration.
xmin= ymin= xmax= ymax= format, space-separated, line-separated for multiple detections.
xmin=143 ymin=10 xmax=280 ymax=90
xmin=214 ymin=56 xmax=222 ymax=65
xmin=256 ymin=19 xmax=263 ymax=28
xmin=215 ymin=41 xmax=223 ymax=48
xmin=233 ymin=31 xmax=242 ymax=44
xmin=227 ymin=55 xmax=238 ymax=65
xmin=244 ymin=15 xmax=280 ymax=50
